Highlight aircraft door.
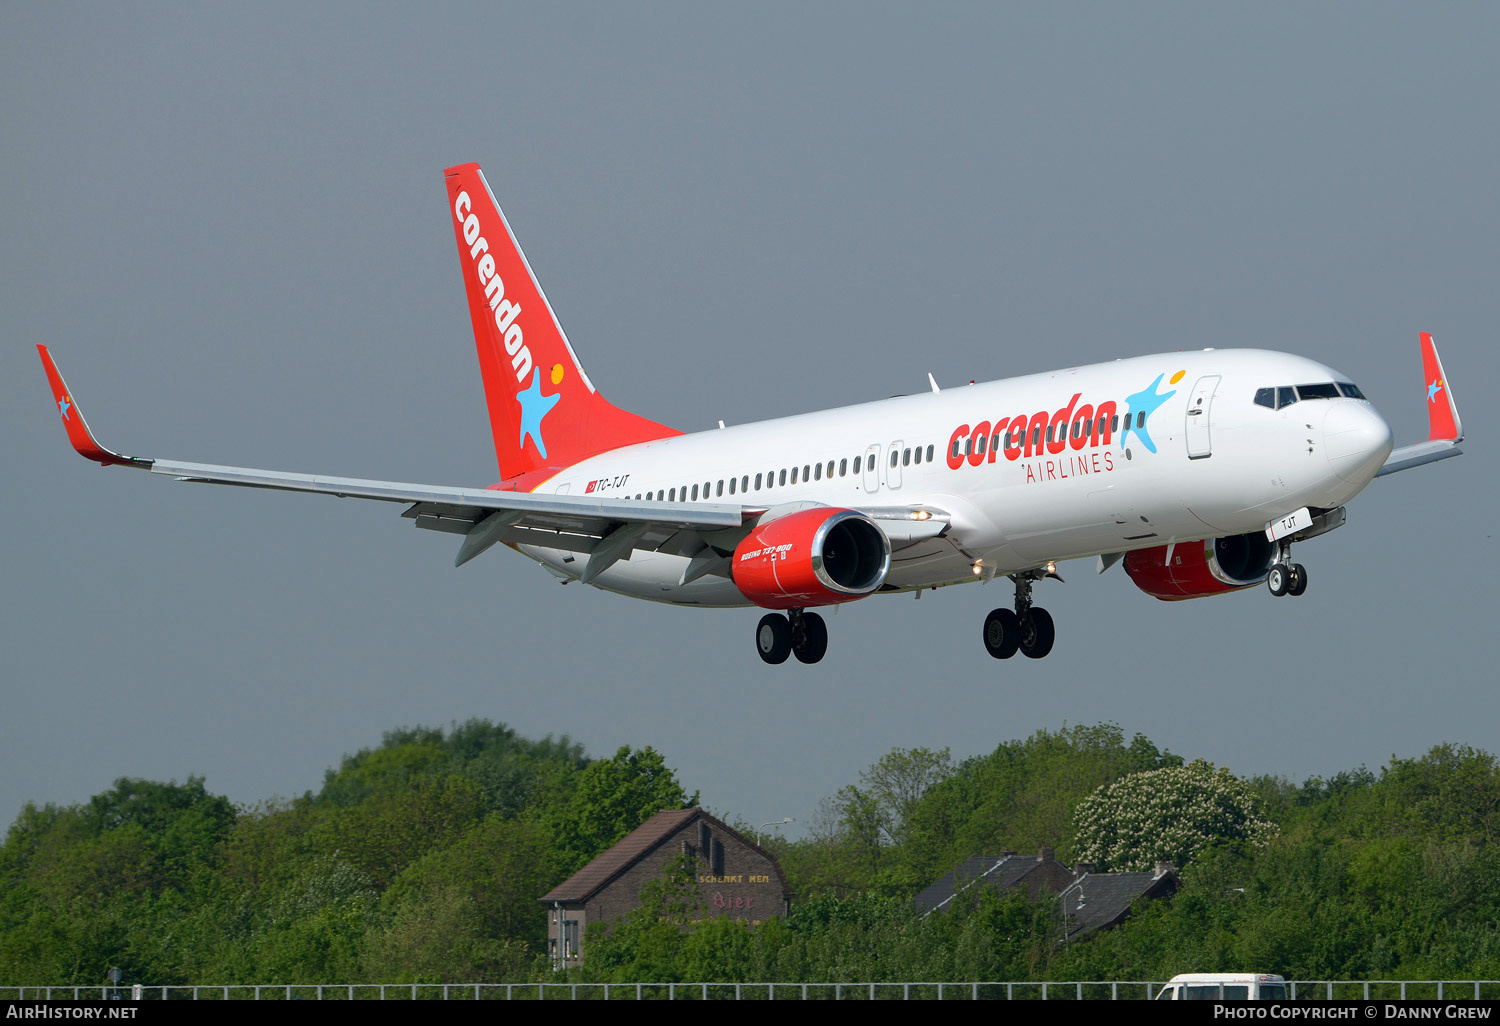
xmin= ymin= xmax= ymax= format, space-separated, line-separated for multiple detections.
xmin=863 ymin=444 xmax=882 ymax=492
xmin=887 ymin=441 xmax=904 ymax=490
xmin=1185 ymin=375 xmax=1220 ymax=459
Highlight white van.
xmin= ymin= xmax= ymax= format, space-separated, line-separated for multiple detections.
xmin=1154 ymin=974 xmax=1289 ymax=1000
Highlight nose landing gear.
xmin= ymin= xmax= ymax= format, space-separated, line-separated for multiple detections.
xmin=983 ymin=571 xmax=1057 ymax=660
xmin=755 ymin=609 xmax=828 ymax=665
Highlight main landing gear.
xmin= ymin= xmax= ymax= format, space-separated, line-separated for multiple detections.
xmin=983 ymin=571 xmax=1056 ymax=660
xmin=756 ymin=609 xmax=828 ymax=665
xmin=1266 ymin=542 xmax=1309 ymax=598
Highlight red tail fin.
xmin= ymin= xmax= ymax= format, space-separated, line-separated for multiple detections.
xmin=1419 ymin=331 xmax=1462 ymax=442
xmin=444 ymin=163 xmax=679 ymax=482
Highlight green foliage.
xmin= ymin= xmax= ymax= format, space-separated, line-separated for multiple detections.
xmin=541 ymin=746 xmax=698 ymax=879
xmin=6 ymin=721 xmax=1500 ymax=986
xmin=1073 ymin=759 xmax=1279 ymax=871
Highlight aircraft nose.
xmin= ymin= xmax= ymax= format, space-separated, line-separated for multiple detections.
xmin=1325 ymin=401 xmax=1394 ymax=483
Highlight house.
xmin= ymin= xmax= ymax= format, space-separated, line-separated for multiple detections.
xmin=538 ymin=807 xmax=792 ymax=968
xmin=914 ymin=848 xmax=1178 ymax=941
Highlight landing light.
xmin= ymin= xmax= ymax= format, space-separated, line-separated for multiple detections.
xmin=911 ymin=510 xmax=931 ymax=521
xmin=1045 ymin=561 xmax=1057 ymax=574
xmin=972 ymin=562 xmax=983 ymax=575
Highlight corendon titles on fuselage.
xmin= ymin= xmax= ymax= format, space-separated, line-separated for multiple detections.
xmin=946 ymin=389 xmax=1122 ymax=485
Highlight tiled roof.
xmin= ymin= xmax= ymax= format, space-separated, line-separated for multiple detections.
xmin=914 ymin=854 xmax=1060 ymax=914
xmin=1058 ymin=869 xmax=1178 ymax=939
xmin=540 ymin=808 xmax=700 ymax=904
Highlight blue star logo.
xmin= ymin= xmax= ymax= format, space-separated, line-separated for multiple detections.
xmin=1428 ymin=379 xmax=1442 ymax=403
xmin=58 ymin=396 xmax=71 ymax=421
xmin=1119 ymin=373 xmax=1176 ymax=455
xmin=516 ymin=369 xmax=561 ymax=458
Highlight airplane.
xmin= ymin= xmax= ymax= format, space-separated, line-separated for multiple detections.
xmin=38 ymin=161 xmax=1465 ymax=665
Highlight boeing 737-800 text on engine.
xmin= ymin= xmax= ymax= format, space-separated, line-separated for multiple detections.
xmin=39 ymin=162 xmax=1466 ymax=664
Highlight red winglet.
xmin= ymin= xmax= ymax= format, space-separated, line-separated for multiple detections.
xmin=1419 ymin=332 xmax=1462 ymax=443
xmin=37 ymin=346 xmax=150 ymax=468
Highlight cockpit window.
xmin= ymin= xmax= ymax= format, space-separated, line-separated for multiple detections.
xmin=1337 ymin=382 xmax=1366 ymax=399
xmin=1277 ymin=386 xmax=1296 ymax=409
xmin=1254 ymin=388 xmax=1276 ymax=409
xmin=1296 ymin=382 xmax=1341 ymax=400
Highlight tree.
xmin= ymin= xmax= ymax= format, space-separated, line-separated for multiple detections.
xmin=1072 ymin=759 xmax=1278 ymax=872
xmin=542 ymin=746 xmax=697 ymax=879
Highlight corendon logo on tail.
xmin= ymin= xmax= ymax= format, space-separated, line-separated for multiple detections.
xmin=945 ymin=370 xmax=1184 ymax=485
xmin=454 ymin=190 xmax=560 ymax=458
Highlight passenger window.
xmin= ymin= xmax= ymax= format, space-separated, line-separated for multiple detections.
xmin=1111 ymin=415 xmax=1119 ymax=433
xmin=889 ymin=450 xmax=898 ymax=468
xmin=803 ymin=464 xmax=811 ymax=481
xmin=1338 ymin=382 xmax=1366 ymax=399
xmin=976 ymin=434 xmax=986 ymax=455
xmin=669 ymin=488 xmax=676 ymax=501
xmin=717 ymin=480 xmax=724 ymax=497
xmin=657 ymin=490 xmax=664 ymax=501
xmin=791 ymin=467 xmax=799 ymax=484
xmin=814 ymin=463 xmax=822 ymax=481
xmin=839 ymin=459 xmax=847 ymax=477
xmin=826 ymin=460 xmax=835 ymax=478
xmin=1032 ymin=427 xmax=1041 ymax=447
xmin=778 ymin=469 xmax=785 ymax=486
xmin=755 ymin=473 xmax=762 ymax=490
xmin=1254 ymin=387 xmax=1275 ymax=409
xmin=742 ymin=475 xmax=749 ymax=492
xmin=729 ymin=477 xmax=736 ymax=495
xmin=1277 ymin=386 xmax=1296 ymax=409
xmin=951 ymin=439 xmax=961 ymax=459
xmin=925 ymin=445 xmax=934 ymax=462
xmin=903 ymin=448 xmax=911 ymax=466
xmin=766 ymin=469 xmax=774 ymax=488
xmin=691 ymin=484 xmax=699 ymax=500
xmin=1136 ymin=411 xmax=1145 ymax=429
xmin=704 ymin=481 xmax=710 ymax=497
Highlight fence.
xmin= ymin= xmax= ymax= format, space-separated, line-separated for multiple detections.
xmin=5 ymin=981 xmax=1500 ymax=1000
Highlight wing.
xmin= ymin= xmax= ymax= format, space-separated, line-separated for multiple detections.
xmin=37 ymin=346 xmax=756 ymax=577
xmin=1376 ymin=332 xmax=1465 ymax=478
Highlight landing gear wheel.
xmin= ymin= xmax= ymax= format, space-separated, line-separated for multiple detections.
xmin=1288 ymin=563 xmax=1308 ymax=597
xmin=1268 ymin=563 xmax=1290 ymax=597
xmin=756 ymin=614 xmax=791 ymax=664
xmin=1019 ymin=607 xmax=1056 ymax=660
xmin=983 ymin=608 xmax=1021 ymax=659
xmin=793 ymin=612 xmax=828 ymax=664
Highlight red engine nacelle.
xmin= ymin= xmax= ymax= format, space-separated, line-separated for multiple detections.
xmin=733 ymin=507 xmax=891 ymax=609
xmin=1124 ymin=532 xmax=1278 ymax=601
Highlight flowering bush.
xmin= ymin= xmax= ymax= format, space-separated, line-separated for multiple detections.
xmin=1072 ymin=760 xmax=1279 ymax=871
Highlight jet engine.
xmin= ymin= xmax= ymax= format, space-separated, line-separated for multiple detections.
xmin=1124 ymin=532 xmax=1278 ymax=601
xmin=732 ymin=507 xmax=891 ymax=609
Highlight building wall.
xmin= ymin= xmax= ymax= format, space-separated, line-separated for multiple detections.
xmin=584 ymin=819 xmax=790 ymax=933
xmin=544 ymin=813 xmax=790 ymax=968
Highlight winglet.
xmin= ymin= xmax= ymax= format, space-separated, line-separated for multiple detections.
xmin=37 ymin=346 xmax=152 ymax=468
xmin=1420 ymin=332 xmax=1462 ymax=442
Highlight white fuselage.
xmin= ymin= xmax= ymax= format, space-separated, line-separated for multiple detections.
xmin=518 ymin=349 xmax=1393 ymax=606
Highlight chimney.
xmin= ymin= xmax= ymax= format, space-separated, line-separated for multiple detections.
xmin=1038 ymin=846 xmax=1054 ymax=863
xmin=1154 ymin=860 xmax=1175 ymax=878
xmin=1074 ymin=862 xmax=1095 ymax=877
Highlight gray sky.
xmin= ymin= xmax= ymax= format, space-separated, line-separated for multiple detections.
xmin=4 ymin=4 xmax=1497 ymax=836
